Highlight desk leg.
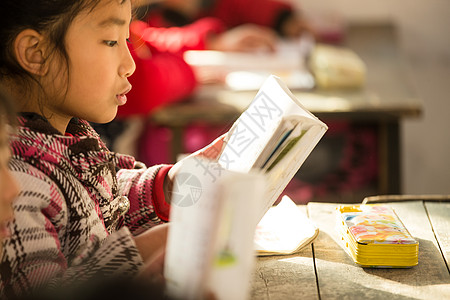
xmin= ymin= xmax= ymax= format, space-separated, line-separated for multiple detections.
xmin=378 ymin=121 xmax=401 ymax=194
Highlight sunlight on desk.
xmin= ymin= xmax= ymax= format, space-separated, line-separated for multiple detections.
xmin=276 ymin=256 xmax=315 ymax=266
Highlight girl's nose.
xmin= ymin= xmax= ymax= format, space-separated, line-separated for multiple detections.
xmin=120 ymin=44 xmax=136 ymax=78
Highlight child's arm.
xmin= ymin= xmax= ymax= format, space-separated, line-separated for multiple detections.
xmin=116 ymin=134 xmax=226 ymax=232
xmin=116 ymin=164 xmax=172 ymax=234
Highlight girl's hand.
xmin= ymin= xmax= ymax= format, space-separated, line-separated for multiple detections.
xmin=187 ymin=133 xmax=227 ymax=161
xmin=164 ymin=133 xmax=228 ymax=203
xmin=133 ymin=223 xmax=169 ymax=263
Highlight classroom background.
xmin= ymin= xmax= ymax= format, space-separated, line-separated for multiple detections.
xmin=295 ymin=0 xmax=450 ymax=195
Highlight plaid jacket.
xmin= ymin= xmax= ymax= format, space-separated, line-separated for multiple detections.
xmin=0 ymin=114 xmax=169 ymax=298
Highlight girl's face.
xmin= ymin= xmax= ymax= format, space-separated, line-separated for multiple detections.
xmin=0 ymin=125 xmax=19 ymax=257
xmin=44 ymin=0 xmax=135 ymax=133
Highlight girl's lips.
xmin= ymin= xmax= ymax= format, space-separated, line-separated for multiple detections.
xmin=116 ymin=93 xmax=128 ymax=106
xmin=117 ymin=85 xmax=132 ymax=106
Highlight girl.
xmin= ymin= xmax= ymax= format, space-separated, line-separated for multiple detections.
xmin=0 ymin=0 xmax=224 ymax=297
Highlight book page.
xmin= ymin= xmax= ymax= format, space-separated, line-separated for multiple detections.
xmin=218 ymin=75 xmax=328 ymax=221
xmin=164 ymin=158 xmax=223 ymax=300
xmin=262 ymin=118 xmax=309 ymax=172
xmin=164 ymin=157 xmax=265 ymax=300
xmin=219 ymin=76 xmax=324 ymax=171
xmin=261 ymin=122 xmax=326 ymax=220
xmin=208 ymin=171 xmax=265 ymax=300
xmin=254 ymin=196 xmax=319 ymax=255
xmin=255 ymin=119 xmax=297 ymax=169
xmin=218 ymin=88 xmax=285 ymax=173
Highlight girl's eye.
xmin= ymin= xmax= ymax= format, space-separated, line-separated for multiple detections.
xmin=104 ymin=40 xmax=118 ymax=47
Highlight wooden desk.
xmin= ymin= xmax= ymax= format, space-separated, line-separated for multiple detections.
xmin=251 ymin=200 xmax=450 ymax=299
xmin=150 ymin=23 xmax=422 ymax=195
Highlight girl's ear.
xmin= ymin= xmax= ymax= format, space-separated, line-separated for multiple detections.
xmin=14 ymin=29 xmax=50 ymax=76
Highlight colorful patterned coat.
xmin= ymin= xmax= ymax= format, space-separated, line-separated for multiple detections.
xmin=0 ymin=113 xmax=171 ymax=298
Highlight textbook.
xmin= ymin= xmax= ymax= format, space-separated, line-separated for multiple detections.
xmin=254 ymin=195 xmax=319 ymax=256
xmin=165 ymin=76 xmax=327 ymax=300
xmin=164 ymin=157 xmax=265 ymax=300
xmin=218 ymin=75 xmax=328 ymax=221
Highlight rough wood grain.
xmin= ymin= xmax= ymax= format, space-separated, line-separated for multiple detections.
xmin=425 ymin=201 xmax=450 ymax=273
xmin=251 ymin=206 xmax=318 ymax=299
xmin=308 ymin=201 xmax=450 ymax=300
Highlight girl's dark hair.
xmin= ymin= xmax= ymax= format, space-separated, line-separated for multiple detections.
xmin=0 ymin=1 xmax=104 ymax=82
xmin=0 ymin=0 xmax=127 ymax=106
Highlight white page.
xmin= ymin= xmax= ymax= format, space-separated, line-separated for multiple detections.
xmin=164 ymin=157 xmax=265 ymax=300
xmin=208 ymin=171 xmax=264 ymax=300
xmin=254 ymin=196 xmax=318 ymax=255
xmin=218 ymin=75 xmax=328 ymax=221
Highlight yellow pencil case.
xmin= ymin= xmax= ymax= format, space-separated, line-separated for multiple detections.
xmin=337 ymin=204 xmax=418 ymax=268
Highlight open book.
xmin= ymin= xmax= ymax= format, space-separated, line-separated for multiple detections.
xmin=164 ymin=157 xmax=265 ymax=300
xmin=255 ymin=196 xmax=318 ymax=256
xmin=218 ymin=75 xmax=328 ymax=221
xmin=165 ymin=76 xmax=327 ymax=300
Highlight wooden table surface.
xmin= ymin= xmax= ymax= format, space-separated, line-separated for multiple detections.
xmin=251 ymin=200 xmax=450 ymax=299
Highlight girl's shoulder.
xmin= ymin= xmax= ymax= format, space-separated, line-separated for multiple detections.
xmin=9 ymin=157 xmax=53 ymax=180
xmin=9 ymin=158 xmax=63 ymax=190
xmin=9 ymin=158 xmax=66 ymax=206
